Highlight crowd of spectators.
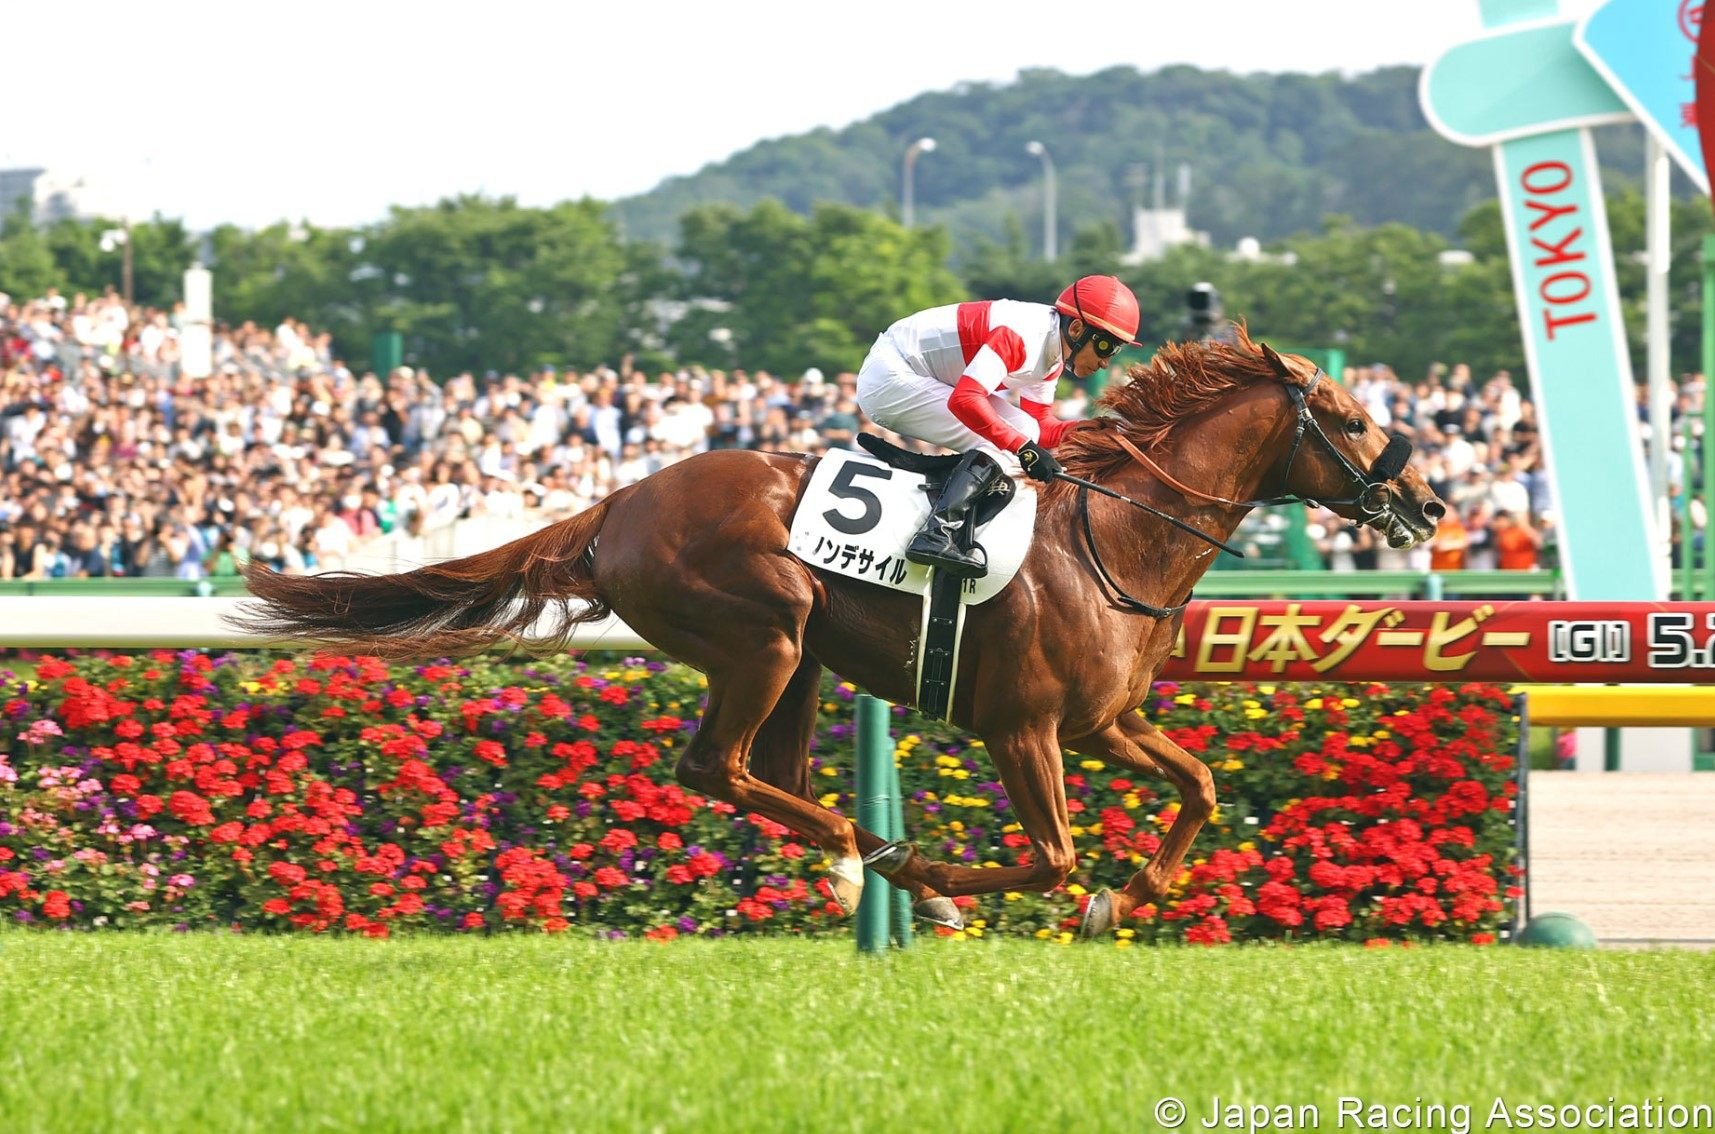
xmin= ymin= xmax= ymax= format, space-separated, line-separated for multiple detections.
xmin=0 ymin=287 xmax=880 ymax=581
xmin=2 ymin=287 xmax=1707 ymax=585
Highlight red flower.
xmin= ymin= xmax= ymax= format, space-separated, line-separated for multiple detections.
xmin=42 ymin=891 xmax=72 ymax=920
xmin=168 ymin=791 xmax=215 ymax=826
xmin=593 ymin=867 xmax=628 ymax=890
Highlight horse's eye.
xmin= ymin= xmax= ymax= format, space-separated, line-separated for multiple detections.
xmin=1344 ymin=420 xmax=1365 ymax=437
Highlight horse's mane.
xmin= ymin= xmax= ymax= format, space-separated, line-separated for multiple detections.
xmin=1056 ymin=321 xmax=1276 ymax=481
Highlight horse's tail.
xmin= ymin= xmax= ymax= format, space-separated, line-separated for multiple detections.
xmin=229 ymin=496 xmax=620 ymax=660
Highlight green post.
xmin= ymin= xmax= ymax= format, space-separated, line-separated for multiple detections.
xmin=1424 ymin=572 xmax=1446 ymax=602
xmin=372 ymin=331 xmax=403 ymax=377
xmin=1702 ymin=234 xmax=1715 ymax=602
xmin=855 ymin=694 xmax=893 ymax=953
xmin=888 ymin=778 xmax=913 ymax=949
xmin=1603 ymin=728 xmax=1622 ymax=773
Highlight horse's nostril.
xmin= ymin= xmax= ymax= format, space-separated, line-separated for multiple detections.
xmin=1423 ymin=500 xmax=1447 ymax=522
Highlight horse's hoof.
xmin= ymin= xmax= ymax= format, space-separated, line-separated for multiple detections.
xmin=913 ymin=897 xmax=963 ymax=930
xmin=828 ymin=855 xmax=864 ymax=915
xmin=1080 ymin=888 xmax=1120 ymax=939
xmin=861 ymin=840 xmax=915 ymax=876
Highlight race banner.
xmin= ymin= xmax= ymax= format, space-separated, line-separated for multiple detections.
xmin=1158 ymin=601 xmax=1715 ymax=683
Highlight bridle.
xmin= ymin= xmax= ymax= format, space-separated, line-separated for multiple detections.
xmin=1079 ymin=368 xmax=1416 ymax=617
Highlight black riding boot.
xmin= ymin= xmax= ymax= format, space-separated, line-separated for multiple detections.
xmin=906 ymin=450 xmax=1004 ymax=579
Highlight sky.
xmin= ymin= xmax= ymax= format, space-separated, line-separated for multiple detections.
xmin=4 ymin=0 xmax=1604 ymax=232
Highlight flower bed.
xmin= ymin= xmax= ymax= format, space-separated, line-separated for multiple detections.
xmin=0 ymin=652 xmax=1518 ymax=943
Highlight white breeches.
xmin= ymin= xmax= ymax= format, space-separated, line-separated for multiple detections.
xmin=855 ymin=340 xmax=1036 ymax=474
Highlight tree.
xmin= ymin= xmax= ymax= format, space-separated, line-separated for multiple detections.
xmin=670 ymin=201 xmax=963 ymax=376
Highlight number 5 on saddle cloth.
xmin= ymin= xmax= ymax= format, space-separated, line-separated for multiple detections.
xmin=785 ymin=438 xmax=1037 ymax=721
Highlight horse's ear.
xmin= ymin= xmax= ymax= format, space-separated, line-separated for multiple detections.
xmin=1259 ymin=342 xmax=1292 ymax=379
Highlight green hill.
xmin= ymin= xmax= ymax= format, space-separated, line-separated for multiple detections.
xmin=612 ymin=64 xmax=1658 ymax=256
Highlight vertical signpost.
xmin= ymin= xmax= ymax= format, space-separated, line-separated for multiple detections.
xmin=1422 ymin=2 xmax=1664 ymax=601
xmin=1577 ymin=0 xmax=1711 ymax=599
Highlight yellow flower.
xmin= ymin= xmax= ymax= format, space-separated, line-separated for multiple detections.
xmin=1259 ymin=685 xmax=1277 ymax=695
xmin=1342 ymin=698 xmax=1361 ymax=708
xmin=1001 ymin=823 xmax=1022 ymax=834
xmin=1004 ymin=891 xmax=1022 ymax=902
xmin=1069 ymin=825 xmax=1086 ymax=838
xmin=1244 ymin=708 xmax=1267 ymax=720
xmin=936 ymin=754 xmax=961 ymax=768
xmin=1079 ymin=759 xmax=1104 ymax=771
xmin=1322 ymin=766 xmax=1341 ymax=780
xmin=1115 ymin=927 xmax=1135 ymax=939
xmin=1238 ymin=840 xmax=1256 ymax=852
xmin=823 ymin=702 xmax=838 ymax=713
xmin=1054 ymin=931 xmax=1074 ymax=945
xmin=1067 ymin=883 xmax=1087 ymax=897
xmin=819 ymin=766 xmax=839 ymax=777
xmin=948 ymin=820 xmax=964 ymax=833
xmin=819 ymin=793 xmax=841 ymax=807
xmin=965 ymin=926 xmax=984 ymax=938
xmin=1034 ymin=928 xmax=1053 ymax=939
xmin=1373 ymin=729 xmax=1391 ymax=739
xmin=1115 ymin=938 xmax=1134 ymax=949
xmin=1221 ymin=759 xmax=1244 ymax=772
xmin=1175 ymin=693 xmax=1196 ymax=705
xmin=1123 ymin=792 xmax=1141 ymax=810
xmin=970 ymin=919 xmax=987 ymax=929
xmin=1305 ymin=697 xmax=1323 ymax=710
xmin=1348 ymin=736 xmax=1370 ymax=749
xmin=1242 ymin=699 xmax=1260 ymax=710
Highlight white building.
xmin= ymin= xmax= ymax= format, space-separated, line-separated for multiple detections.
xmin=0 ymin=168 xmax=113 ymax=225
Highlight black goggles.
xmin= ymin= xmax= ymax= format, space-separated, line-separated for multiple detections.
xmin=1087 ymin=331 xmax=1123 ymax=359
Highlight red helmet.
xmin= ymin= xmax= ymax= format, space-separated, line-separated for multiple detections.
xmin=1055 ymin=275 xmax=1142 ymax=346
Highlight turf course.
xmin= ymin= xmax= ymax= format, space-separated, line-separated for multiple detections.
xmin=2 ymin=935 xmax=1712 ymax=1132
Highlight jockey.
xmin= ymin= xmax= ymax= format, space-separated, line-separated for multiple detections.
xmin=855 ymin=274 xmax=1142 ymax=578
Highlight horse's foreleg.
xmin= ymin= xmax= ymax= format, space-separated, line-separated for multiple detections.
xmin=873 ymin=730 xmax=1077 ymax=898
xmin=1068 ymin=712 xmax=1216 ymax=936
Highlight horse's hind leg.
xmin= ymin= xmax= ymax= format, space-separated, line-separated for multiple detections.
xmin=746 ymin=655 xmax=959 ymax=926
xmin=1066 ymin=712 xmax=1216 ymax=937
xmin=662 ymin=622 xmax=872 ymax=914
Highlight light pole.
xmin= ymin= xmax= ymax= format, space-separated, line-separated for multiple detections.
xmin=901 ymin=136 xmax=936 ymax=228
xmin=1025 ymin=140 xmax=1057 ymax=261
xmin=99 ymin=219 xmax=133 ymax=305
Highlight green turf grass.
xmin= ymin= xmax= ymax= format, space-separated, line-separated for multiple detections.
xmin=1 ymin=935 xmax=1711 ymax=1132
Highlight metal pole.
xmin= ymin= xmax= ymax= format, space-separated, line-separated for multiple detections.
xmin=1027 ymin=141 xmax=1057 ymax=261
xmin=122 ymin=219 xmax=134 ymax=306
xmin=855 ymin=694 xmax=893 ymax=952
xmin=901 ymin=154 xmax=915 ymax=230
xmin=1645 ymin=135 xmax=1673 ymax=593
xmin=1702 ymin=233 xmax=1715 ymax=602
xmin=901 ymin=137 xmax=935 ymax=230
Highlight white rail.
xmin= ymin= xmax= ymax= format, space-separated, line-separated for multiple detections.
xmin=0 ymin=597 xmax=652 ymax=651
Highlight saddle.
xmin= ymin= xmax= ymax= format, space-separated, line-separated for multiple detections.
xmin=855 ymin=433 xmax=1016 ymax=530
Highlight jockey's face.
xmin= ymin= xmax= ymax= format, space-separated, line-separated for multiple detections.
xmin=1063 ymin=320 xmax=1120 ymax=379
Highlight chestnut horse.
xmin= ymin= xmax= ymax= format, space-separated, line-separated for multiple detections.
xmin=232 ymin=332 xmax=1444 ymax=938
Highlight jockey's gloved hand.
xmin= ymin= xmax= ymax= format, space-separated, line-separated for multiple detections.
xmin=1017 ymin=441 xmax=1063 ymax=483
